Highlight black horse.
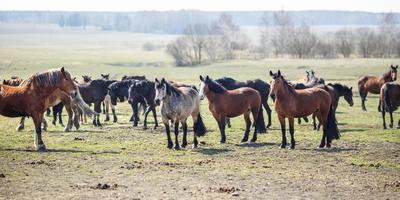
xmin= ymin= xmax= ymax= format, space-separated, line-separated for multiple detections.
xmin=380 ymin=82 xmax=400 ymax=129
xmin=107 ymin=79 xmax=144 ymax=123
xmin=122 ymin=75 xmax=146 ymax=81
xmin=78 ymin=79 xmax=117 ymax=126
xmin=215 ymin=77 xmax=272 ymax=128
xmin=128 ymin=80 xmax=159 ymax=129
xmin=312 ymin=83 xmax=354 ymax=130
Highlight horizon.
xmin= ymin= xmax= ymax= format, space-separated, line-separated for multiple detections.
xmin=1 ymin=0 xmax=399 ymax=13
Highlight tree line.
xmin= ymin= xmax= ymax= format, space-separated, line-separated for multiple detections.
xmin=167 ymin=12 xmax=400 ymax=66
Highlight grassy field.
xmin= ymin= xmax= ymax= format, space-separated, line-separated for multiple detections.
xmin=0 ymin=25 xmax=399 ymax=199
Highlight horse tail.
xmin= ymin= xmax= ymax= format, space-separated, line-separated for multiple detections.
xmin=72 ymin=90 xmax=98 ymax=118
xmin=255 ymin=107 xmax=267 ymax=133
xmin=194 ymin=112 xmax=207 ymax=137
xmin=326 ymin=106 xmax=340 ymax=143
xmin=383 ymin=84 xmax=393 ymax=112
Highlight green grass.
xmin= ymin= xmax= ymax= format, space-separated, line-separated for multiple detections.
xmin=0 ymin=25 xmax=399 ymax=199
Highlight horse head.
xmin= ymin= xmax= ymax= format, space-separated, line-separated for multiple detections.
xmin=343 ymin=86 xmax=354 ymax=106
xmin=390 ymin=65 xmax=398 ymax=81
xmin=154 ymin=78 xmax=168 ymax=105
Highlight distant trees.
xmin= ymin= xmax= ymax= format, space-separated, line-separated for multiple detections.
xmin=167 ymin=14 xmax=250 ymax=66
xmin=334 ymin=29 xmax=354 ymax=58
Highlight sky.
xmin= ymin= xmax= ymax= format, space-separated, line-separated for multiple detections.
xmin=0 ymin=0 xmax=398 ymax=12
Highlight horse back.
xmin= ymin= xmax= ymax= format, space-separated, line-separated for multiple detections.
xmin=359 ymin=75 xmax=384 ymax=94
xmin=0 ymin=85 xmax=36 ymax=117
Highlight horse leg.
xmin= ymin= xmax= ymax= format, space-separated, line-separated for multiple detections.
xmin=173 ymin=121 xmax=180 ymax=150
xmin=16 ymin=117 xmax=26 ymax=131
xmin=41 ymin=118 xmax=48 ymax=131
xmin=102 ymin=101 xmax=105 ymax=114
xmin=152 ymin=107 xmax=158 ymax=129
xmin=241 ymin=111 xmax=251 ymax=143
xmin=94 ymin=102 xmax=102 ymax=127
xmin=58 ymin=106 xmax=64 ymax=127
xmin=104 ymin=100 xmax=110 ymax=122
xmin=303 ymin=117 xmax=309 ymax=123
xmin=163 ymin=120 xmax=173 ymax=149
xmin=181 ymin=120 xmax=188 ymax=148
xmin=278 ymin=115 xmax=287 ymax=148
xmin=72 ymin=105 xmax=80 ymax=130
xmin=382 ymin=108 xmax=387 ymax=129
xmin=46 ymin=108 xmax=51 ymax=117
xmin=52 ymin=106 xmax=57 ymax=126
xmin=288 ymin=117 xmax=295 ymax=149
xmin=360 ymin=91 xmax=368 ymax=111
xmin=64 ymin=103 xmax=74 ymax=132
xmin=32 ymin=113 xmax=46 ymax=151
xmin=225 ymin=117 xmax=231 ymax=128
xmin=315 ymin=112 xmax=327 ymax=148
xmin=312 ymin=114 xmax=317 ymax=130
xmin=143 ymin=106 xmax=151 ymax=130
xmin=397 ymin=118 xmax=400 ymax=129
xmin=217 ymin=117 xmax=226 ymax=144
xmin=132 ymin=103 xmax=139 ymax=127
xmin=297 ymin=118 xmax=301 ymax=125
xmin=263 ymin=101 xmax=272 ymax=128
xmin=389 ymin=111 xmax=394 ymax=128
xmin=378 ymin=100 xmax=382 ymax=112
xmin=111 ymin=104 xmax=117 ymax=123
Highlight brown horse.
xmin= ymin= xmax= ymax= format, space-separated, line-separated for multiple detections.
xmin=0 ymin=67 xmax=95 ymax=151
xmin=380 ymin=82 xmax=400 ymax=129
xmin=358 ymin=65 xmax=398 ymax=111
xmin=3 ymin=78 xmax=81 ymax=132
xmin=269 ymin=70 xmax=340 ymax=149
xmin=199 ymin=75 xmax=265 ymax=144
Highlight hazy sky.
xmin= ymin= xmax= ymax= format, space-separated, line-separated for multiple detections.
xmin=0 ymin=0 xmax=398 ymax=12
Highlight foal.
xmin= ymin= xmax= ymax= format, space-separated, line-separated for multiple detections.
xmin=269 ymin=70 xmax=340 ymax=149
xmin=199 ymin=75 xmax=266 ymax=144
xmin=154 ymin=78 xmax=206 ymax=149
xmin=358 ymin=65 xmax=397 ymax=111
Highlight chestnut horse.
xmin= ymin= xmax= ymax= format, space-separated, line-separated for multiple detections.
xmin=269 ymin=70 xmax=340 ymax=149
xmin=0 ymin=67 xmax=94 ymax=151
xmin=199 ymin=75 xmax=266 ymax=144
xmin=380 ymin=82 xmax=400 ymax=129
xmin=358 ymin=65 xmax=398 ymax=111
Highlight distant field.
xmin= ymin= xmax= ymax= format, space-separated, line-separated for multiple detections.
xmin=0 ymin=25 xmax=399 ymax=199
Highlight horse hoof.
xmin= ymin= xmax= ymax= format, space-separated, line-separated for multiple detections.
xmin=241 ymin=138 xmax=248 ymax=143
xmin=52 ymin=122 xmax=56 ymax=126
xmin=289 ymin=145 xmax=295 ymax=150
xmin=383 ymin=126 xmax=387 ymax=129
xmin=192 ymin=144 xmax=198 ymax=149
xmin=389 ymin=124 xmax=393 ymax=129
xmin=63 ymin=128 xmax=70 ymax=132
xmin=250 ymin=138 xmax=257 ymax=143
xmin=36 ymin=144 xmax=47 ymax=152
xmin=104 ymin=118 xmax=110 ymax=122
xmin=167 ymin=143 xmax=173 ymax=149
xmin=220 ymin=141 xmax=226 ymax=144
xmin=113 ymin=119 xmax=117 ymax=123
xmin=174 ymin=146 xmax=181 ymax=150
xmin=16 ymin=126 xmax=24 ymax=132
xmin=181 ymin=143 xmax=187 ymax=148
xmin=279 ymin=145 xmax=286 ymax=149
xmin=319 ymin=144 xmax=325 ymax=148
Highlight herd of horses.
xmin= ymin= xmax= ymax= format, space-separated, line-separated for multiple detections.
xmin=0 ymin=65 xmax=398 ymax=151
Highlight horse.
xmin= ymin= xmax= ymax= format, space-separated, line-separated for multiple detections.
xmin=107 ymin=79 xmax=143 ymax=123
xmin=0 ymin=67 xmax=95 ymax=151
xmin=81 ymin=75 xmax=92 ymax=84
xmin=199 ymin=75 xmax=266 ymax=144
xmin=312 ymin=83 xmax=354 ymax=130
xmin=358 ymin=65 xmax=398 ymax=111
xmin=77 ymin=79 xmax=116 ymax=126
xmin=154 ymin=78 xmax=206 ymax=149
xmin=3 ymin=78 xmax=81 ymax=132
xmin=380 ymin=82 xmax=400 ymax=129
xmin=121 ymin=75 xmax=146 ymax=81
xmin=215 ymin=77 xmax=272 ymax=129
xmin=269 ymin=70 xmax=340 ymax=149
xmin=128 ymin=80 xmax=158 ymax=129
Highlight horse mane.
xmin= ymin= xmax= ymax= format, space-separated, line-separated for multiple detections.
xmin=165 ymin=81 xmax=182 ymax=96
xmin=24 ymin=69 xmax=65 ymax=87
xmin=280 ymin=76 xmax=296 ymax=94
xmin=208 ymin=79 xmax=227 ymax=94
xmin=109 ymin=79 xmax=135 ymax=91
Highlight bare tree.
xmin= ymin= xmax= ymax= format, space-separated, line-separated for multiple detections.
xmin=271 ymin=10 xmax=293 ymax=57
xmin=288 ymin=24 xmax=317 ymax=58
xmin=166 ymin=37 xmax=194 ymax=66
xmin=357 ymin=28 xmax=377 ymax=58
xmin=335 ymin=29 xmax=354 ymax=58
xmin=210 ymin=14 xmax=241 ymax=60
xmin=378 ymin=12 xmax=398 ymax=57
xmin=184 ymin=24 xmax=209 ymax=65
xmin=258 ymin=12 xmax=271 ymax=58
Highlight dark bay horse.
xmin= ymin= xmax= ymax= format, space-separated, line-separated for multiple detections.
xmin=199 ymin=75 xmax=266 ymax=144
xmin=358 ymin=65 xmax=398 ymax=111
xmin=0 ymin=67 xmax=94 ymax=151
xmin=128 ymin=80 xmax=158 ymax=129
xmin=269 ymin=70 xmax=340 ymax=149
xmin=215 ymin=77 xmax=272 ymax=129
xmin=78 ymin=79 xmax=116 ymax=126
xmin=122 ymin=75 xmax=146 ymax=81
xmin=154 ymin=78 xmax=206 ymax=149
xmin=312 ymin=83 xmax=354 ymax=130
xmin=380 ymin=82 xmax=400 ymax=129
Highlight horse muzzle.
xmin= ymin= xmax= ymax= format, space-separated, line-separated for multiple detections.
xmin=155 ymin=99 xmax=161 ymax=106
xmin=70 ymin=91 xmax=78 ymax=98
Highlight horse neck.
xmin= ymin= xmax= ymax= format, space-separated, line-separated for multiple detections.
xmin=31 ymin=82 xmax=59 ymax=98
xmin=383 ymin=71 xmax=393 ymax=82
xmin=275 ymin=82 xmax=294 ymax=101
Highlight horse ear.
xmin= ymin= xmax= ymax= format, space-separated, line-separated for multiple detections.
xmin=161 ymin=78 xmax=166 ymax=83
xmin=391 ymin=65 xmax=395 ymax=69
xmin=277 ymin=70 xmax=281 ymax=77
xmin=199 ymin=75 xmax=204 ymax=81
xmin=269 ymin=71 xmax=273 ymax=76
xmin=350 ymin=87 xmax=353 ymax=90
xmin=2 ymin=80 xmax=6 ymax=84
xmin=155 ymin=78 xmax=159 ymax=83
xmin=61 ymin=67 xmax=66 ymax=77
xmin=396 ymin=65 xmax=398 ymax=69
xmin=205 ymin=75 xmax=209 ymax=80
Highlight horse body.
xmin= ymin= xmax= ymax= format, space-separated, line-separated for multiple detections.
xmin=269 ymin=70 xmax=340 ymax=149
xmin=0 ymin=67 xmax=94 ymax=151
xmin=199 ymin=75 xmax=265 ymax=144
xmin=216 ymin=77 xmax=272 ymax=128
xmin=358 ymin=65 xmax=397 ymax=111
xmin=380 ymin=82 xmax=400 ymax=129
xmin=108 ymin=79 xmax=140 ymax=123
xmin=155 ymin=78 xmax=206 ymax=149
xmin=128 ymin=80 xmax=158 ymax=129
